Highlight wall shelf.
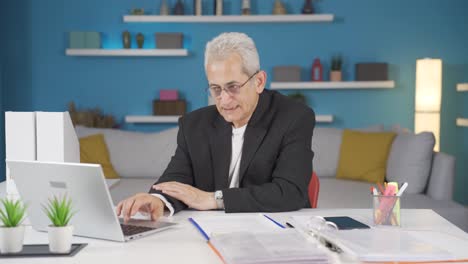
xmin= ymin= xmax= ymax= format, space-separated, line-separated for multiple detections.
xmin=456 ymin=118 xmax=468 ymax=127
xmin=270 ymin=81 xmax=395 ymax=90
xmin=125 ymin=115 xmax=181 ymax=123
xmin=125 ymin=115 xmax=334 ymax=124
xmin=123 ymin=14 xmax=334 ymax=23
xmin=457 ymin=83 xmax=468 ymax=92
xmin=316 ymin=115 xmax=334 ymax=123
xmin=65 ymin=49 xmax=189 ymax=57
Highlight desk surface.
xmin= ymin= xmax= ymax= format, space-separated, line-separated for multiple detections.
xmin=1 ymin=182 xmax=467 ymax=263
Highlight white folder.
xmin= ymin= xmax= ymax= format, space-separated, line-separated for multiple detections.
xmin=35 ymin=111 xmax=79 ymax=163
xmin=5 ymin=112 xmax=37 ymax=197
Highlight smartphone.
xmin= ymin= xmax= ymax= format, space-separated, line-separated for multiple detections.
xmin=324 ymin=216 xmax=370 ymax=230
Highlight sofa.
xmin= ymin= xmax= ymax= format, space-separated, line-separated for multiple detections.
xmin=75 ymin=125 xmax=468 ymax=232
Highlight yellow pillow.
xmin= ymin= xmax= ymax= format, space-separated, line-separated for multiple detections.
xmin=336 ymin=130 xmax=396 ymax=183
xmin=79 ymin=134 xmax=119 ymax=179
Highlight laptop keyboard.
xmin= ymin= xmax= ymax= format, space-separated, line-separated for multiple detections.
xmin=120 ymin=224 xmax=156 ymax=236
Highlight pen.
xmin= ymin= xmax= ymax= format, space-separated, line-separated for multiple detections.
xmin=377 ymin=183 xmax=385 ymax=194
xmin=396 ymin=182 xmax=408 ymax=196
xmin=286 ymin=222 xmax=295 ymax=228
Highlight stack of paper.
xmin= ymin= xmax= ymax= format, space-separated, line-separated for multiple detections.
xmin=210 ymin=230 xmax=332 ymax=264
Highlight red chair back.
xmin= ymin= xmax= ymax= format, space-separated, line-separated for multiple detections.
xmin=308 ymin=172 xmax=320 ymax=208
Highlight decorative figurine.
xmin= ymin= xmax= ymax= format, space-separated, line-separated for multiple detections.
xmin=272 ymin=0 xmax=287 ymax=15
xmin=311 ymin=58 xmax=323 ymax=81
xmin=131 ymin=8 xmax=145 ymax=15
xmin=160 ymin=0 xmax=169 ymax=15
xmin=174 ymin=0 xmax=185 ymax=15
xmin=242 ymin=0 xmax=251 ymax=15
xmin=136 ymin=33 xmax=145 ymax=49
xmin=302 ymin=0 xmax=314 ymax=14
xmin=122 ymin=30 xmax=131 ymax=49
xmin=194 ymin=0 xmax=202 ymax=15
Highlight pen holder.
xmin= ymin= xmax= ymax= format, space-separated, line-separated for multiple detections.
xmin=372 ymin=195 xmax=401 ymax=227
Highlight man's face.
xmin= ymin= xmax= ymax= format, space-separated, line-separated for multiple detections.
xmin=206 ymin=54 xmax=265 ymax=128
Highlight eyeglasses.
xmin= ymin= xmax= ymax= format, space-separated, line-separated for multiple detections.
xmin=208 ymin=70 xmax=259 ymax=98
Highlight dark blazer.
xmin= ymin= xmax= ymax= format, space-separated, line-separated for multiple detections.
xmin=149 ymin=89 xmax=315 ymax=213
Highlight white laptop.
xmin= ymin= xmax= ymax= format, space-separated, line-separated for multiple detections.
xmin=6 ymin=160 xmax=176 ymax=242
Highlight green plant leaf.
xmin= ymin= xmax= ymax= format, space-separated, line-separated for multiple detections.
xmin=0 ymin=198 xmax=27 ymax=227
xmin=42 ymin=194 xmax=75 ymax=227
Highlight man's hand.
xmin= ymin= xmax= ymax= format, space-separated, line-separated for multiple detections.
xmin=153 ymin=182 xmax=217 ymax=210
xmin=116 ymin=193 xmax=165 ymax=223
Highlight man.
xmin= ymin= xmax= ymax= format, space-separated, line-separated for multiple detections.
xmin=117 ymin=32 xmax=315 ymax=223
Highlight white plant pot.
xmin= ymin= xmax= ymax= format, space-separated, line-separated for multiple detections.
xmin=48 ymin=225 xmax=74 ymax=253
xmin=0 ymin=225 xmax=25 ymax=253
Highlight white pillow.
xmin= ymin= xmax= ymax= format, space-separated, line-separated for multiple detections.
xmin=76 ymin=126 xmax=178 ymax=179
xmin=386 ymin=132 xmax=435 ymax=194
xmin=312 ymin=125 xmax=384 ymax=177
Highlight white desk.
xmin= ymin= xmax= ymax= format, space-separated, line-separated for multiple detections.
xmin=1 ymin=181 xmax=467 ymax=263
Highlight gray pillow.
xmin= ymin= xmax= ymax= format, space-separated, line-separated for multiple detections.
xmin=312 ymin=125 xmax=384 ymax=178
xmin=386 ymin=132 xmax=435 ymax=194
xmin=75 ymin=126 xmax=178 ymax=179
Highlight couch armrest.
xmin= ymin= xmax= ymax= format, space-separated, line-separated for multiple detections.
xmin=426 ymin=152 xmax=455 ymax=201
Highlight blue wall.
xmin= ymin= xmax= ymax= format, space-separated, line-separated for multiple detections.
xmin=1 ymin=0 xmax=33 ymax=182
xmin=2 ymin=0 xmax=468 ymax=204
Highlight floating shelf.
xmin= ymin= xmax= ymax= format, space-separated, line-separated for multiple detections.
xmin=125 ymin=115 xmax=181 ymax=123
xmin=66 ymin=49 xmax=189 ymax=57
xmin=270 ymin=81 xmax=395 ymax=90
xmin=456 ymin=118 xmax=468 ymax=127
xmin=126 ymin=115 xmax=334 ymax=123
xmin=123 ymin=14 xmax=334 ymax=23
xmin=457 ymin=83 xmax=468 ymax=92
xmin=316 ymin=115 xmax=334 ymax=123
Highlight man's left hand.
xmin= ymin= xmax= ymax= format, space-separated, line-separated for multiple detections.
xmin=152 ymin=182 xmax=217 ymax=210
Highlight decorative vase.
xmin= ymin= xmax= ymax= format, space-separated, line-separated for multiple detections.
xmin=160 ymin=0 xmax=169 ymax=15
xmin=272 ymin=0 xmax=286 ymax=15
xmin=0 ymin=226 xmax=25 ymax=253
xmin=194 ymin=0 xmax=202 ymax=15
xmin=302 ymin=0 xmax=314 ymax=14
xmin=48 ymin=225 xmax=74 ymax=253
xmin=311 ymin=58 xmax=323 ymax=81
xmin=214 ymin=0 xmax=223 ymax=15
xmin=242 ymin=0 xmax=251 ymax=15
xmin=122 ymin=30 xmax=131 ymax=49
xmin=330 ymin=71 xmax=342 ymax=82
xmin=136 ymin=33 xmax=145 ymax=49
xmin=174 ymin=0 xmax=185 ymax=15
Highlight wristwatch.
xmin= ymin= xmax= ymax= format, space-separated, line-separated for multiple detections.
xmin=214 ymin=190 xmax=224 ymax=209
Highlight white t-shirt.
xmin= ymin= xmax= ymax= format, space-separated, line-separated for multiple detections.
xmin=154 ymin=124 xmax=247 ymax=216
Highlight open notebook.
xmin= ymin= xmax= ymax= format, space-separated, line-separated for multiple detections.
xmin=189 ymin=214 xmax=334 ymax=264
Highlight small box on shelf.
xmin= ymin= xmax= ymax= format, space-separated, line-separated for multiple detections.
xmin=153 ymin=100 xmax=186 ymax=115
xmin=68 ymin=32 xmax=101 ymax=49
xmin=273 ymin=66 xmax=301 ymax=82
xmin=355 ymin=63 xmax=388 ymax=81
xmin=155 ymin=33 xmax=183 ymax=49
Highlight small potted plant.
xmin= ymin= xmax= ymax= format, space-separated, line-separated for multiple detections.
xmin=288 ymin=92 xmax=307 ymax=104
xmin=0 ymin=198 xmax=27 ymax=253
xmin=330 ymin=55 xmax=343 ymax=82
xmin=43 ymin=195 xmax=75 ymax=253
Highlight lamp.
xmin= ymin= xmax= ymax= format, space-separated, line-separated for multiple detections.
xmin=415 ymin=58 xmax=442 ymax=151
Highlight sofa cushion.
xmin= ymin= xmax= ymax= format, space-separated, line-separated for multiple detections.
xmin=79 ymin=134 xmax=119 ymax=179
xmin=312 ymin=125 xmax=384 ymax=178
xmin=336 ymin=130 xmax=395 ymax=183
xmin=386 ymin=132 xmax=435 ymax=194
xmin=75 ymin=126 xmax=178 ymax=178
